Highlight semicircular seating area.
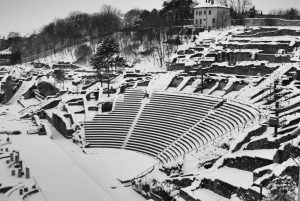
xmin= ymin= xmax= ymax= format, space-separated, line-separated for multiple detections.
xmin=124 ymin=92 xmax=222 ymax=160
xmin=156 ymin=101 xmax=260 ymax=162
xmin=83 ymin=89 xmax=260 ymax=163
xmin=84 ymin=88 xmax=145 ymax=148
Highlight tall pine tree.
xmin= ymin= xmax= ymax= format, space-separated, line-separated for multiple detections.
xmin=90 ymin=38 xmax=119 ymax=96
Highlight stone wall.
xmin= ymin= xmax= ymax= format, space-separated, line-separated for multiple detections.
xmin=222 ymin=156 xmax=273 ymax=172
xmin=167 ymin=64 xmax=186 ymax=71
xmin=209 ymin=63 xmax=277 ymax=76
xmin=245 ymin=18 xmax=300 ymax=27
xmin=221 ymin=43 xmax=293 ymax=54
xmin=234 ymin=28 xmax=300 ymax=38
xmin=51 ymin=113 xmax=74 ymax=138
xmin=1 ymin=77 xmax=22 ymax=104
xmin=233 ymin=125 xmax=267 ymax=152
xmin=200 ymin=178 xmax=236 ymax=199
xmin=179 ymin=190 xmax=198 ymax=201
xmin=246 ymin=134 xmax=297 ymax=151
xmin=257 ymin=54 xmax=290 ymax=63
xmin=166 ymin=178 xmax=195 ymax=188
xmin=199 ymin=178 xmax=261 ymax=201
xmin=0 ymin=57 xmax=11 ymax=66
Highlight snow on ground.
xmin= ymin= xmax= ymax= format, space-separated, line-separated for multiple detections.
xmin=43 ymin=119 xmax=156 ymax=201
xmin=9 ymin=135 xmax=116 ymax=201
xmin=0 ymin=104 xmax=35 ymax=133
xmin=134 ymin=59 xmax=166 ymax=73
xmin=184 ymin=188 xmax=230 ymax=201
xmin=0 ymin=150 xmax=39 ymax=201
xmin=225 ymin=149 xmax=278 ymax=161
xmin=19 ymin=98 xmax=40 ymax=108
xmin=0 ymin=85 xmax=155 ymax=201
xmin=34 ymin=48 xmax=77 ymax=66
xmin=206 ymin=167 xmax=253 ymax=189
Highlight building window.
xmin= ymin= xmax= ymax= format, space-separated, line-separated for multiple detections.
xmin=196 ymin=19 xmax=198 ymax=24
xmin=200 ymin=19 xmax=202 ymax=24
xmin=200 ymin=11 xmax=202 ymax=15
xmin=204 ymin=18 xmax=206 ymax=21
xmin=204 ymin=11 xmax=206 ymax=15
xmin=196 ymin=11 xmax=198 ymax=15
xmin=209 ymin=10 xmax=211 ymax=15
xmin=212 ymin=18 xmax=216 ymax=23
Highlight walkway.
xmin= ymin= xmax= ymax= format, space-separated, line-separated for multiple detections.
xmin=10 ymin=135 xmax=116 ymax=201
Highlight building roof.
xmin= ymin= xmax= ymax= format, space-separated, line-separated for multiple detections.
xmin=194 ymin=2 xmax=230 ymax=9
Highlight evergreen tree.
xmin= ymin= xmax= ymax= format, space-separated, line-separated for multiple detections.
xmin=161 ymin=0 xmax=198 ymax=26
xmin=90 ymin=38 xmax=119 ymax=96
xmin=285 ymin=8 xmax=298 ymax=20
xmin=248 ymin=6 xmax=258 ymax=18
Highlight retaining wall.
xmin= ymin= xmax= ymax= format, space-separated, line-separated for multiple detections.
xmin=245 ymin=18 xmax=300 ymax=27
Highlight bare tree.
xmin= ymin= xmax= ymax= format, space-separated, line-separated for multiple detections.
xmin=100 ymin=4 xmax=122 ymax=17
xmin=217 ymin=0 xmax=252 ymax=14
xmin=219 ymin=9 xmax=231 ymax=29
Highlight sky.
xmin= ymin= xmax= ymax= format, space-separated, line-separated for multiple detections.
xmin=0 ymin=0 xmax=299 ymax=37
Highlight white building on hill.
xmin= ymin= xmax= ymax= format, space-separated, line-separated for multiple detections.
xmin=194 ymin=0 xmax=230 ymax=30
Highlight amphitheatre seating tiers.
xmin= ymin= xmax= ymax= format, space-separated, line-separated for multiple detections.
xmin=124 ymin=92 xmax=221 ymax=159
xmin=84 ymin=90 xmax=259 ymax=163
xmin=157 ymin=100 xmax=259 ymax=162
xmin=84 ymin=88 xmax=145 ymax=148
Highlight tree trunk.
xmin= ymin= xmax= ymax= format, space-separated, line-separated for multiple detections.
xmin=107 ymin=62 xmax=110 ymax=97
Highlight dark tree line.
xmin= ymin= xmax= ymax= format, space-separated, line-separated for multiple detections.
xmin=123 ymin=0 xmax=198 ymax=30
xmin=1 ymin=5 xmax=122 ymax=63
xmin=1 ymin=0 xmax=199 ymax=64
xmin=5 ymin=0 xmax=294 ymax=63
xmin=268 ymin=8 xmax=299 ymax=20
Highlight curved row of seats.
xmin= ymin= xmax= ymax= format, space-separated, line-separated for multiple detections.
xmin=124 ymin=92 xmax=221 ymax=161
xmin=157 ymin=100 xmax=259 ymax=162
xmin=83 ymin=89 xmax=259 ymax=163
xmin=84 ymin=88 xmax=145 ymax=148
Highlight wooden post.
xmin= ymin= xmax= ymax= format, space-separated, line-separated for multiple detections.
xmin=10 ymin=153 xmax=13 ymax=162
xmin=15 ymin=154 xmax=19 ymax=163
xmin=259 ymin=185 xmax=262 ymax=201
xmin=25 ymin=167 xmax=30 ymax=179
xmin=18 ymin=168 xmax=22 ymax=178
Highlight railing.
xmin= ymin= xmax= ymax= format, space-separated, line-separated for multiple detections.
xmin=132 ymin=162 xmax=162 ymax=181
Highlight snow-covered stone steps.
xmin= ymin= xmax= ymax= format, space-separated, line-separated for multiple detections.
xmin=181 ymin=166 xmax=262 ymax=200
xmin=221 ymin=149 xmax=281 ymax=172
xmin=206 ymin=167 xmax=253 ymax=190
xmin=180 ymin=188 xmax=230 ymax=201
